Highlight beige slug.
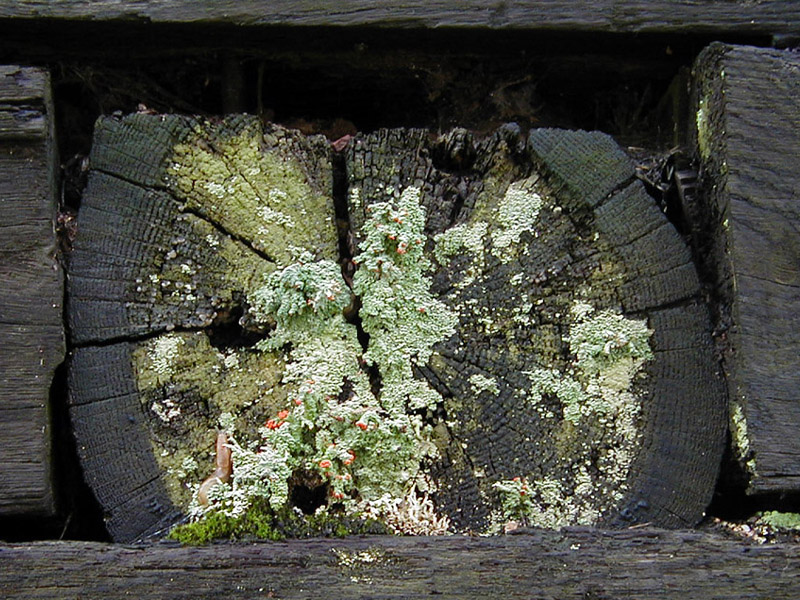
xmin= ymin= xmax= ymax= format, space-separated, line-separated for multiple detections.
xmin=197 ymin=432 xmax=233 ymax=506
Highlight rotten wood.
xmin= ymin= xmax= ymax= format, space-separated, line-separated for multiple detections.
xmin=0 ymin=1 xmax=799 ymax=36
xmin=689 ymin=43 xmax=800 ymax=494
xmin=2 ymin=528 xmax=800 ymax=599
xmin=0 ymin=65 xmax=63 ymax=518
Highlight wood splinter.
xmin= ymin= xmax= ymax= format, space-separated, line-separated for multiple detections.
xmin=197 ymin=432 xmax=232 ymax=506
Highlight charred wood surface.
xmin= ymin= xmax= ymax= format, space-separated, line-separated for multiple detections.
xmin=2 ymin=528 xmax=800 ymax=599
xmin=689 ymin=43 xmax=800 ymax=494
xmin=0 ymin=65 xmax=62 ymax=517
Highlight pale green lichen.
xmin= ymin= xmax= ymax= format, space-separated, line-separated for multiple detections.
xmin=469 ymin=373 xmax=499 ymax=397
xmin=568 ymin=306 xmax=653 ymax=379
xmin=434 ymin=221 xmax=488 ymax=265
xmin=167 ymin=119 xmax=338 ymax=265
xmin=492 ymin=176 xmax=543 ymax=260
xmin=499 ymin=303 xmax=653 ymax=529
xmin=147 ymin=334 xmax=184 ymax=381
xmin=190 ymin=188 xmax=455 ymax=532
xmin=353 ymin=186 xmax=458 ymax=413
xmin=730 ymin=399 xmax=757 ymax=477
xmin=696 ymin=95 xmax=712 ymax=162
xmin=134 ymin=331 xmax=287 ymax=507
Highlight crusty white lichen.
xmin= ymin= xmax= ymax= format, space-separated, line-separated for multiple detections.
xmin=492 ymin=177 xmax=543 ymax=260
xmin=495 ymin=302 xmax=653 ymax=529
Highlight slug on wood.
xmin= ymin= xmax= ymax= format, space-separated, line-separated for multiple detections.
xmin=197 ymin=432 xmax=233 ymax=506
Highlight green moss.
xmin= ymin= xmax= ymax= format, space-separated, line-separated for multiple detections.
xmin=757 ymin=511 xmax=800 ymax=531
xmin=169 ymin=498 xmax=388 ymax=544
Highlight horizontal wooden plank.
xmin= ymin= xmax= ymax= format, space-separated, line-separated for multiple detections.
xmin=0 ymin=1 xmax=798 ymax=34
xmin=2 ymin=529 xmax=799 ymax=599
xmin=0 ymin=65 xmax=62 ymax=517
xmin=689 ymin=44 xmax=800 ymax=493
xmin=0 ymin=66 xmax=49 ymax=102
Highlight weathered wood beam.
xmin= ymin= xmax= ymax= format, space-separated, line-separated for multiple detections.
xmin=689 ymin=43 xmax=800 ymax=494
xmin=2 ymin=529 xmax=799 ymax=599
xmin=0 ymin=1 xmax=799 ymax=35
xmin=0 ymin=66 xmax=63 ymax=517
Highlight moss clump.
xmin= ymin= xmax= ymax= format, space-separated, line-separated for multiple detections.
xmin=169 ymin=498 xmax=388 ymax=544
xmin=757 ymin=511 xmax=800 ymax=531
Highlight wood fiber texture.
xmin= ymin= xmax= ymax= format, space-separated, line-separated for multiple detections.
xmin=0 ymin=1 xmax=799 ymax=35
xmin=2 ymin=528 xmax=799 ymax=600
xmin=690 ymin=43 xmax=800 ymax=493
xmin=346 ymin=126 xmax=726 ymax=529
xmin=0 ymin=65 xmax=62 ymax=517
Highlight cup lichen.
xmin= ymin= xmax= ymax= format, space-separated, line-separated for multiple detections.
xmin=178 ymin=186 xmax=457 ymax=538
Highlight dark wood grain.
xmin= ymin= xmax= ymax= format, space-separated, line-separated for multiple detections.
xmin=2 ymin=528 xmax=799 ymax=599
xmin=689 ymin=44 xmax=800 ymax=494
xmin=0 ymin=65 xmax=63 ymax=518
xmin=0 ymin=0 xmax=799 ymax=35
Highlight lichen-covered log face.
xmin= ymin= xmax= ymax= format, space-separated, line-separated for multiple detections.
xmin=346 ymin=126 xmax=726 ymax=532
xmin=69 ymin=117 xmax=725 ymax=541
xmin=167 ymin=116 xmax=339 ymax=264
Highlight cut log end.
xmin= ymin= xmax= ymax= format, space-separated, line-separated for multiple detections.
xmin=68 ymin=115 xmax=725 ymax=541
